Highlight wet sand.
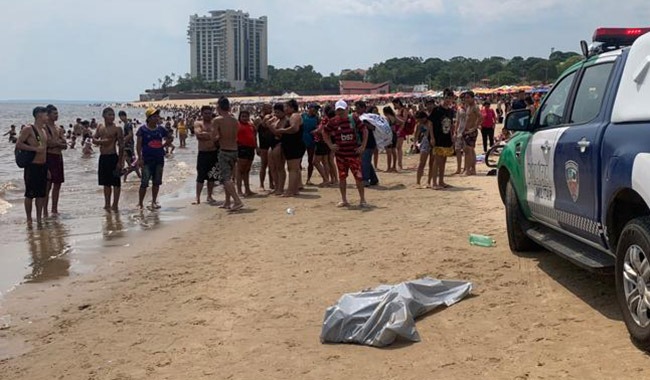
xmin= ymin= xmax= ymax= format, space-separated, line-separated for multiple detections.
xmin=0 ymin=145 xmax=197 ymax=299
xmin=1 ymin=154 xmax=649 ymax=379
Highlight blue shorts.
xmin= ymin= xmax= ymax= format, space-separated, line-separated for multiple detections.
xmin=141 ymin=162 xmax=164 ymax=188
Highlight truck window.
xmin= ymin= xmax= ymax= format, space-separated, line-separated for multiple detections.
xmin=570 ymin=63 xmax=615 ymax=124
xmin=538 ymin=72 xmax=577 ymax=128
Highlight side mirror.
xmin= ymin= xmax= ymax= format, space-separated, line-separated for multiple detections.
xmin=504 ymin=109 xmax=533 ymax=132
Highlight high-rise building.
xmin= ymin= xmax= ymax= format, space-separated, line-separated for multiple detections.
xmin=188 ymin=10 xmax=268 ymax=90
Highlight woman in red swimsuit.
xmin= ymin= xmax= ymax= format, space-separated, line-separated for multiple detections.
xmin=236 ymin=110 xmax=257 ymax=197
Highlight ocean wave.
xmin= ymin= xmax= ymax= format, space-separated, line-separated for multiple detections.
xmin=0 ymin=181 xmax=18 ymax=195
xmin=0 ymin=197 xmax=12 ymax=215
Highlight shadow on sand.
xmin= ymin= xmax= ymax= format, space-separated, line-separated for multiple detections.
xmin=512 ymin=249 xmax=621 ymax=321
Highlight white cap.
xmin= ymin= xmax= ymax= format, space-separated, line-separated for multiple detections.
xmin=335 ymin=100 xmax=348 ymax=110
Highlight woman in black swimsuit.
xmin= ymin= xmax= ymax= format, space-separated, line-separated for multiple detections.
xmin=269 ymin=103 xmax=287 ymax=195
xmin=278 ymin=100 xmax=305 ymax=196
xmin=256 ymin=104 xmax=275 ymax=190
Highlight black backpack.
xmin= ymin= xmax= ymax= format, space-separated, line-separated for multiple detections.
xmin=15 ymin=126 xmax=41 ymax=168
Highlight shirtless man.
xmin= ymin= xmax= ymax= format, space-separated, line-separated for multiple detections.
xmin=44 ymin=105 xmax=67 ymax=216
xmin=94 ymin=107 xmax=125 ymax=211
xmin=212 ymin=97 xmax=244 ymax=211
xmin=194 ymin=105 xmax=220 ymax=205
xmin=16 ymin=107 xmax=49 ymax=224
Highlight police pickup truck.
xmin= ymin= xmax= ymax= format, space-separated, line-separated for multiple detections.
xmin=498 ymin=27 xmax=650 ymax=347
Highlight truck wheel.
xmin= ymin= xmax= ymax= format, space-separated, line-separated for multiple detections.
xmin=616 ymin=216 xmax=650 ymax=349
xmin=505 ymin=180 xmax=538 ymax=252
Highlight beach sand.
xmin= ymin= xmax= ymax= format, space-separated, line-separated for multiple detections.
xmin=1 ymin=154 xmax=648 ymax=379
xmin=134 ymin=96 xmax=269 ymax=109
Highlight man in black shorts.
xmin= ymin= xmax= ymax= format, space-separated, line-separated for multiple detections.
xmin=193 ymin=105 xmax=220 ymax=204
xmin=16 ymin=107 xmax=49 ymax=224
xmin=94 ymin=108 xmax=125 ymax=211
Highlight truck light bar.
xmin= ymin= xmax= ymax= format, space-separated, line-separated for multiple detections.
xmin=593 ymin=27 xmax=650 ymax=46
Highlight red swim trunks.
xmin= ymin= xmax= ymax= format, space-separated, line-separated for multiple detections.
xmin=335 ymin=156 xmax=362 ymax=181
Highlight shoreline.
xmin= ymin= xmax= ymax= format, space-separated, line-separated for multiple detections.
xmin=1 ymin=154 xmax=649 ymax=379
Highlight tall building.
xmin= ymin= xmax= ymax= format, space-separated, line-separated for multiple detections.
xmin=188 ymin=10 xmax=268 ymax=90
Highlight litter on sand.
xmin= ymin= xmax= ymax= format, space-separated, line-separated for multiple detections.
xmin=469 ymin=233 xmax=496 ymax=247
xmin=320 ymin=277 xmax=473 ymax=347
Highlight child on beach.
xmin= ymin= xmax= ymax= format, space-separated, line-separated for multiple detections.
xmin=414 ymin=111 xmax=433 ymax=188
xmin=164 ymin=122 xmax=175 ymax=156
xmin=177 ymin=118 xmax=188 ymax=148
xmin=82 ymin=137 xmax=93 ymax=157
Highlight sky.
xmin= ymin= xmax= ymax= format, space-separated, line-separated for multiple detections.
xmin=1 ymin=0 xmax=648 ymax=101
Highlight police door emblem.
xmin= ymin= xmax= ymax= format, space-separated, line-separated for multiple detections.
xmin=565 ymin=161 xmax=579 ymax=202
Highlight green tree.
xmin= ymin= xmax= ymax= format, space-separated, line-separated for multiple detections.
xmin=557 ymin=55 xmax=584 ymax=74
xmin=550 ymin=50 xmax=581 ymax=62
xmin=490 ymin=71 xmax=518 ymax=86
xmin=340 ymin=71 xmax=364 ymax=81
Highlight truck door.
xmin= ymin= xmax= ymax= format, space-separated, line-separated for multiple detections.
xmin=554 ymin=61 xmax=616 ymax=246
xmin=525 ymin=71 xmax=578 ymax=227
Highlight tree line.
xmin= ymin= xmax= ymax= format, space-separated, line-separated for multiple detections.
xmin=150 ymin=51 xmax=582 ymax=96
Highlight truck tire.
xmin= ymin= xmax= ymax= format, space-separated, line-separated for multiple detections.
xmin=505 ymin=180 xmax=538 ymax=252
xmin=615 ymin=216 xmax=650 ymax=349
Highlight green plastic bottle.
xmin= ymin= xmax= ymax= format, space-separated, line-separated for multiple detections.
xmin=469 ymin=234 xmax=496 ymax=247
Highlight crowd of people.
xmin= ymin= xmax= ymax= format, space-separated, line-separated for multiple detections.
xmin=10 ymin=90 xmax=537 ymax=225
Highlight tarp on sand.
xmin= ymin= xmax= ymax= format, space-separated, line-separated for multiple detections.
xmin=320 ymin=277 xmax=472 ymax=347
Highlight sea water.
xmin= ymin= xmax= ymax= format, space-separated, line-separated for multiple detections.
xmin=0 ymin=102 xmax=197 ymax=297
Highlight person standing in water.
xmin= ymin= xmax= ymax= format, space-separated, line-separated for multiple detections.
xmin=94 ymin=107 xmax=125 ymax=211
xmin=177 ymin=117 xmax=188 ymax=148
xmin=118 ymin=111 xmax=141 ymax=182
xmin=193 ymin=105 xmax=220 ymax=205
xmin=136 ymin=108 xmax=170 ymax=210
xmin=44 ymin=105 xmax=67 ymax=216
xmin=16 ymin=107 xmax=49 ymax=224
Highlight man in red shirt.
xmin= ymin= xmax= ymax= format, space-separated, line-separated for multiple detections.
xmin=323 ymin=100 xmax=368 ymax=208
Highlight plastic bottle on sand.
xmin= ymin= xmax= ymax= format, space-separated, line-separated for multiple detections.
xmin=469 ymin=234 xmax=496 ymax=247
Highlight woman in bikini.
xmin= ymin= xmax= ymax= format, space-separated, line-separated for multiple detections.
xmin=382 ymin=106 xmax=400 ymax=172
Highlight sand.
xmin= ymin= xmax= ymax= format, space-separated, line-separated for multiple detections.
xmin=133 ymin=96 xmax=277 ymax=109
xmin=1 ymin=154 xmax=649 ymax=380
